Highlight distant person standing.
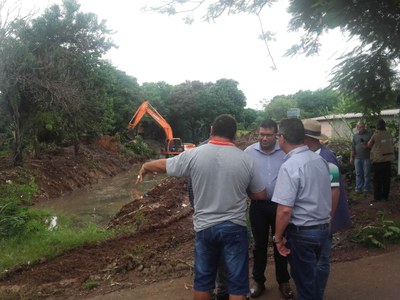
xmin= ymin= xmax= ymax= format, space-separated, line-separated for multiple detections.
xmin=368 ymin=119 xmax=395 ymax=201
xmin=350 ymin=121 xmax=372 ymax=192
xmin=303 ymin=119 xmax=352 ymax=299
xmin=244 ymin=119 xmax=293 ymax=299
xmin=272 ymin=118 xmax=332 ymax=300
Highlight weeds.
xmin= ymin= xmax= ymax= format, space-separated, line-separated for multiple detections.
xmin=83 ymin=279 xmax=100 ymax=290
xmin=0 ymin=177 xmax=39 ymax=238
xmin=0 ymin=178 xmax=117 ymax=275
xmin=349 ymin=212 xmax=400 ymax=248
xmin=124 ymin=135 xmax=156 ymax=157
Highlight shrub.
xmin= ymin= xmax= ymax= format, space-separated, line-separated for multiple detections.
xmin=349 ymin=212 xmax=400 ymax=248
xmin=0 ymin=178 xmax=44 ymax=239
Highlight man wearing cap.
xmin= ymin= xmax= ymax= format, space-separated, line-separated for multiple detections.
xmin=303 ymin=119 xmax=352 ymax=299
xmin=272 ymin=118 xmax=332 ymax=300
xmin=244 ymin=119 xmax=293 ymax=299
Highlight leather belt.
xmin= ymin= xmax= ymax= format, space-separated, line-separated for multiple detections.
xmin=287 ymin=223 xmax=329 ymax=231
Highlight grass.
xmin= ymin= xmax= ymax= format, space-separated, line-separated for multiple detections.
xmin=0 ymin=216 xmax=116 ymax=274
xmin=0 ymin=177 xmax=116 ymax=275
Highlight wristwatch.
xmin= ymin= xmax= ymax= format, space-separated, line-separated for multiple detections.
xmin=273 ymin=236 xmax=283 ymax=244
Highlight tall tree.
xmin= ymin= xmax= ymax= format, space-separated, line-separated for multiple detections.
xmin=0 ymin=0 xmax=115 ymax=163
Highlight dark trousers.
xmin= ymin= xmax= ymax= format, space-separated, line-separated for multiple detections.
xmin=373 ymin=161 xmax=392 ymax=200
xmin=249 ymin=200 xmax=290 ymax=284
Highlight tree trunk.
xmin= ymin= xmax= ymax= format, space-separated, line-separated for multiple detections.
xmin=73 ymin=118 xmax=80 ymax=156
xmin=7 ymin=91 xmax=23 ymax=166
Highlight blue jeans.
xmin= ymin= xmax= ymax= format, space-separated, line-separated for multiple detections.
xmin=286 ymin=225 xmax=329 ymax=300
xmin=194 ymin=221 xmax=249 ymax=296
xmin=354 ymin=158 xmax=371 ymax=191
xmin=316 ymin=233 xmax=333 ymax=299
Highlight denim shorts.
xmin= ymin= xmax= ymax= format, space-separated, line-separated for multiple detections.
xmin=194 ymin=221 xmax=249 ymax=296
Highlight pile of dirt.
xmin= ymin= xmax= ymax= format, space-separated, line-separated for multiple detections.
xmin=0 ymin=136 xmax=399 ymax=299
xmin=107 ymin=177 xmax=192 ymax=231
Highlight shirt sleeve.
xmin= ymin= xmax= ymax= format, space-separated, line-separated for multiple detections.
xmin=166 ymin=151 xmax=191 ymax=177
xmin=328 ymin=162 xmax=340 ymax=188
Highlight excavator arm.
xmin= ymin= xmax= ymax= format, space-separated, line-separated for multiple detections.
xmin=128 ymin=101 xmax=186 ymax=156
xmin=128 ymin=101 xmax=174 ymax=141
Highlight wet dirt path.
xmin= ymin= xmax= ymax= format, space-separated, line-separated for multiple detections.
xmin=35 ymin=165 xmax=166 ymax=226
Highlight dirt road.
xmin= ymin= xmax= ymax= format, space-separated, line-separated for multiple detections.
xmin=86 ymin=248 xmax=400 ymax=300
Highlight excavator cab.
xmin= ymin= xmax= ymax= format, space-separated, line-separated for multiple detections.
xmin=165 ymin=138 xmax=184 ymax=157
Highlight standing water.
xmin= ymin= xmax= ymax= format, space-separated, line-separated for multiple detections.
xmin=35 ymin=164 xmax=166 ymax=227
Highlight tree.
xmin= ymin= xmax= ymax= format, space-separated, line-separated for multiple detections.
xmin=0 ymin=0 xmax=116 ymax=164
xmin=263 ymin=95 xmax=297 ymax=121
xmin=293 ymin=88 xmax=339 ymax=118
xmin=97 ymin=64 xmax=141 ymax=135
xmin=240 ymin=108 xmax=259 ymax=130
xmin=167 ymin=80 xmax=210 ymax=143
xmin=149 ymin=0 xmax=400 ymax=114
xmin=330 ymin=53 xmax=398 ymax=115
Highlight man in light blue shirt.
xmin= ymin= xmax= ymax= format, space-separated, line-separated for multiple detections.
xmin=244 ymin=120 xmax=293 ymax=299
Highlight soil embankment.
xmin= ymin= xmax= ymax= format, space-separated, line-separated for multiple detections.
xmin=0 ymin=135 xmax=399 ymax=299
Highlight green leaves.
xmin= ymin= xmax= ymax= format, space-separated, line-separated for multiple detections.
xmin=349 ymin=217 xmax=400 ymax=249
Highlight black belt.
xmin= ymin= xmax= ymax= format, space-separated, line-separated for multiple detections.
xmin=287 ymin=223 xmax=329 ymax=231
xmin=251 ymin=199 xmax=274 ymax=204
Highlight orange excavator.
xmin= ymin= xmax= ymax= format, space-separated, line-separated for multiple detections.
xmin=128 ymin=101 xmax=195 ymax=156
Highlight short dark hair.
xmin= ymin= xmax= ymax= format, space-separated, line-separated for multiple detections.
xmin=212 ymin=114 xmax=237 ymax=140
xmin=278 ymin=118 xmax=304 ymax=145
xmin=259 ymin=119 xmax=278 ymax=132
xmin=376 ymin=119 xmax=386 ymax=130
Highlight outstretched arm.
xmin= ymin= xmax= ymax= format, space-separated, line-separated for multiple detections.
xmin=136 ymin=159 xmax=167 ymax=183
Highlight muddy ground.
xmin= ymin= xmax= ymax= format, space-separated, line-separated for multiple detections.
xmin=0 ymin=136 xmax=399 ymax=299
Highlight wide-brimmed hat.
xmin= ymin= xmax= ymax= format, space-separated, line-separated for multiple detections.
xmin=302 ymin=119 xmax=328 ymax=141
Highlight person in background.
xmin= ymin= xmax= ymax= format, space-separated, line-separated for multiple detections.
xmin=244 ymin=119 xmax=293 ymax=299
xmin=368 ymin=119 xmax=395 ymax=201
xmin=350 ymin=121 xmax=372 ymax=193
xmin=272 ymin=118 xmax=332 ymax=300
xmin=137 ymin=114 xmax=267 ymax=300
xmin=302 ymin=119 xmax=352 ymax=299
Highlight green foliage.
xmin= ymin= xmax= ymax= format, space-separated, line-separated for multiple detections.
xmin=83 ymin=279 xmax=100 ymax=290
xmin=263 ymin=95 xmax=298 ymax=121
xmin=330 ymin=54 xmax=398 ymax=114
xmin=0 ymin=178 xmax=39 ymax=238
xmin=124 ymin=135 xmax=156 ymax=157
xmin=0 ymin=0 xmax=117 ymax=163
xmin=239 ymin=108 xmax=259 ymax=130
xmin=292 ymin=88 xmax=340 ymax=118
xmin=349 ymin=213 xmax=400 ymax=249
xmin=326 ymin=137 xmax=352 ymax=174
xmin=0 ymin=219 xmax=115 ymax=273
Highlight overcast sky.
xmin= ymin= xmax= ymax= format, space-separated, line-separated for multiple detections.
xmin=24 ymin=0 xmax=353 ymax=109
